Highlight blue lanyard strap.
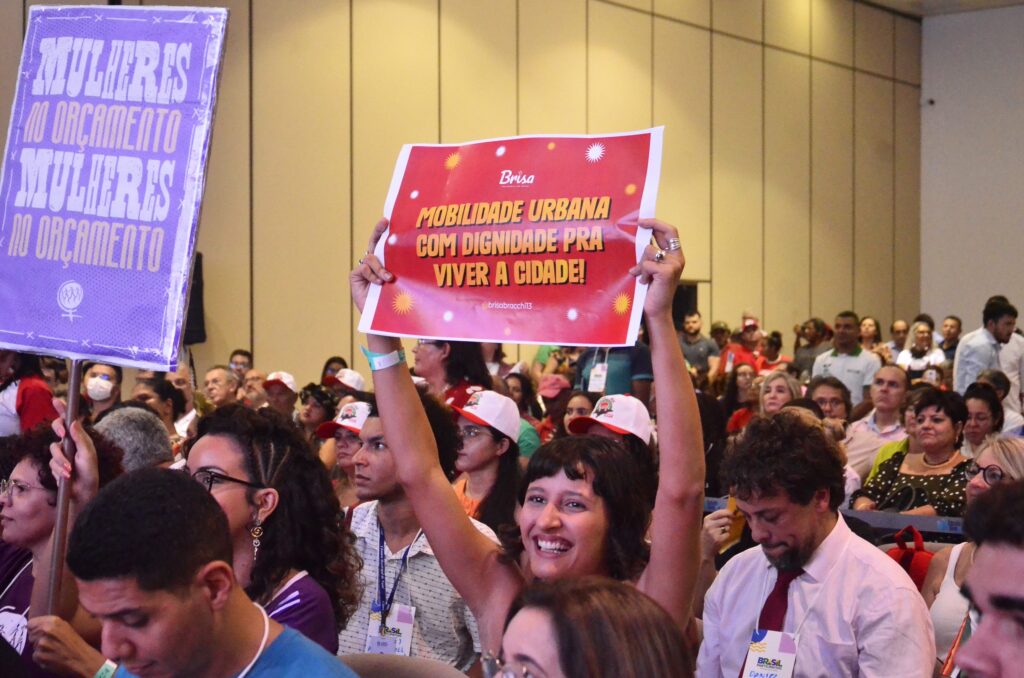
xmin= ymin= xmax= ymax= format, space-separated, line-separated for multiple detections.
xmin=377 ymin=527 xmax=418 ymax=635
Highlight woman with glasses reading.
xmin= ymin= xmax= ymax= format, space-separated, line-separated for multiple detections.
xmin=921 ymin=437 xmax=1024 ymax=672
xmin=350 ymin=218 xmax=704 ymax=670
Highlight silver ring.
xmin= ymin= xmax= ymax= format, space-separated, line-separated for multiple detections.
xmin=721 ymin=527 xmax=728 ymax=534
xmin=358 ymin=257 xmax=366 ymax=264
xmin=653 ymin=249 xmax=666 ymax=263
xmin=665 ymin=238 xmax=681 ymax=252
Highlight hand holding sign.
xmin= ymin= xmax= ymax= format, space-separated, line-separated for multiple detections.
xmin=629 ymin=218 xmax=684 ymax=319
xmin=351 ymin=217 xmax=394 ymax=315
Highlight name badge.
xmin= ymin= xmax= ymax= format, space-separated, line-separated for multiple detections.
xmin=364 ymin=601 xmax=416 ymax=656
xmin=588 ymin=362 xmax=608 ymax=393
xmin=742 ymin=629 xmax=796 ymax=678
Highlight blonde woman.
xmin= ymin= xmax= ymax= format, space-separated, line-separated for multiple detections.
xmin=759 ymin=370 xmax=802 ymax=416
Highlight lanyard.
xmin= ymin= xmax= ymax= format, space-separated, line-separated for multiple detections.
xmin=376 ymin=527 xmax=419 ymax=635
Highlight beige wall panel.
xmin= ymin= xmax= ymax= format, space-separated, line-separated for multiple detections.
xmin=764 ymin=49 xmax=810 ymax=336
xmin=712 ymin=0 xmax=763 ymax=42
xmin=654 ymin=0 xmax=709 ymax=27
xmin=440 ymin=0 xmax=516 ymax=143
xmin=711 ymin=35 xmax=762 ymax=326
xmin=811 ymin=0 xmax=853 ymax=66
xmin=138 ymin=0 xmax=251 ymax=376
xmin=697 ymin=282 xmax=712 ymax=322
xmin=810 ymin=61 xmax=853 ymax=319
xmin=251 ymin=1 xmax=351 ymax=383
xmin=588 ymin=1 xmax=652 ymax=133
xmin=853 ymin=73 xmax=894 ymax=327
xmin=894 ymin=16 xmax=921 ymax=85
xmin=610 ymin=0 xmax=653 ymax=12
xmin=653 ymin=18 xmax=710 ymax=280
xmin=765 ymin=0 xmax=810 ymax=54
xmin=894 ymin=83 xmax=920 ymax=321
xmin=519 ymin=0 xmax=586 ymax=134
xmin=0 ymin=3 xmax=23 ymax=154
xmin=854 ymin=2 xmax=893 ymax=78
xmin=351 ymin=0 xmax=439 ymax=374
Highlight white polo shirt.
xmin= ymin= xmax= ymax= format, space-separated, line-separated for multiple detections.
xmin=811 ymin=347 xmax=882 ymax=407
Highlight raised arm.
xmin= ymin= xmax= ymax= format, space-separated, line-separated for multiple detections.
xmin=632 ymin=220 xmax=705 ymax=630
xmin=350 ymin=219 xmax=523 ymax=650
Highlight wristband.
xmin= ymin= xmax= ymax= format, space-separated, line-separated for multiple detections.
xmin=360 ymin=345 xmax=407 ymax=371
xmin=94 ymin=660 xmax=118 ymax=678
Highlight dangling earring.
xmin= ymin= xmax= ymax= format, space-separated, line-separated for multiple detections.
xmin=250 ymin=519 xmax=263 ymax=561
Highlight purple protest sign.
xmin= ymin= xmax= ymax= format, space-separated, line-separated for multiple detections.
xmin=0 ymin=5 xmax=227 ymax=370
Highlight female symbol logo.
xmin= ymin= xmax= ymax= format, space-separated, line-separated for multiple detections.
xmin=57 ymin=281 xmax=84 ymax=321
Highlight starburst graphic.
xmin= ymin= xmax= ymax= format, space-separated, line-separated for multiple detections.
xmin=613 ymin=293 xmax=631 ymax=315
xmin=547 ymin=142 xmax=556 ymax=151
xmin=495 ymin=146 xmax=506 ymax=157
xmin=392 ymin=292 xmax=414 ymax=314
xmin=585 ymin=143 xmax=605 ymax=163
xmin=444 ymin=152 xmax=461 ymax=170
xmin=624 ymin=183 xmax=637 ymax=195
xmin=567 ymin=308 xmax=579 ymax=321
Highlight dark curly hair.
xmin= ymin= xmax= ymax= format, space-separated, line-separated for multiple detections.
xmin=499 ymin=435 xmax=651 ymax=582
xmin=189 ymin=405 xmax=362 ymax=631
xmin=720 ymin=410 xmax=845 ymax=511
xmin=17 ymin=424 xmax=124 ymax=503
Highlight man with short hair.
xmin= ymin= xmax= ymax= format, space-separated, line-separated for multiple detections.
xmin=63 ymin=468 xmax=356 ymax=677
xmin=203 ymin=365 xmax=239 ymax=409
xmin=940 ymin=315 xmax=962 ymax=363
xmin=714 ymin=318 xmax=760 ymax=380
xmin=228 ymin=349 xmax=253 ymax=381
xmin=792 ymin=317 xmax=831 ymax=379
xmin=886 ymin=319 xmax=910 ymax=355
xmin=954 ymin=297 xmax=1019 ymax=394
xmin=698 ymin=411 xmax=934 ymax=677
xmin=263 ymin=372 xmax=298 ymax=419
xmin=242 ymin=368 xmax=268 ymax=409
xmin=709 ymin=321 xmax=731 ymax=351
xmin=807 ymin=376 xmax=852 ymax=422
xmin=842 ymin=365 xmax=909 ymax=480
xmin=956 ymin=480 xmax=1024 ymax=677
xmin=83 ymin=362 xmax=122 ymax=422
xmin=811 ymin=311 xmax=882 ymax=407
xmin=678 ymin=311 xmax=720 ymax=375
xmin=337 ymin=392 xmax=492 ymax=668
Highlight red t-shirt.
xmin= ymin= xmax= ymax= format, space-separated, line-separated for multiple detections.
xmin=16 ymin=376 xmax=58 ymax=432
xmin=716 ymin=343 xmax=759 ymax=377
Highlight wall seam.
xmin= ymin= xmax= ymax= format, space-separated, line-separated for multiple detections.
xmin=808 ymin=0 xmax=814 ymax=318
xmin=247 ymin=0 xmax=254 ymax=354
xmin=348 ymin=0 xmax=355 ymax=362
xmin=851 ymin=3 xmax=858 ymax=309
xmin=761 ymin=0 xmax=766 ymax=324
xmin=708 ymin=0 xmax=714 ymax=323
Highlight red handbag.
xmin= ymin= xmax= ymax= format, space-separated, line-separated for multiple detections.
xmin=885 ymin=525 xmax=934 ymax=591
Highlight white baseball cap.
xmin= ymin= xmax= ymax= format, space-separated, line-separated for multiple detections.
xmin=324 ymin=368 xmax=366 ymax=392
xmin=568 ymin=394 xmax=652 ymax=444
xmin=263 ymin=371 xmax=297 ymax=394
xmin=451 ymin=390 xmax=520 ymax=441
xmin=316 ymin=401 xmax=372 ymax=439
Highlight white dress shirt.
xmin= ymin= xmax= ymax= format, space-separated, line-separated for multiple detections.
xmin=953 ymin=327 xmax=1000 ymax=394
xmin=697 ymin=514 xmax=935 ymax=678
xmin=998 ymin=332 xmax=1024 ymax=413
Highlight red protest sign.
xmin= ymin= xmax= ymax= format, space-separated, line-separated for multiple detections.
xmin=359 ymin=128 xmax=663 ymax=346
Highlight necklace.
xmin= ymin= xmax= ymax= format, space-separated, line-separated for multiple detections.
xmin=236 ymin=603 xmax=270 ymax=678
xmin=921 ymin=451 xmax=956 ymax=467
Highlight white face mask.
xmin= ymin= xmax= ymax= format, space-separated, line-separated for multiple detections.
xmin=86 ymin=376 xmax=115 ymax=401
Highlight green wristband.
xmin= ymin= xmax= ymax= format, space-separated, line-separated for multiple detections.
xmin=360 ymin=345 xmax=407 ymax=371
xmin=94 ymin=660 xmax=118 ymax=678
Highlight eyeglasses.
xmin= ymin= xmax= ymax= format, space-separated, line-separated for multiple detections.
xmin=481 ymin=654 xmax=535 ymax=678
xmin=189 ymin=469 xmax=264 ymax=493
xmin=966 ymin=462 xmax=1005 ymax=486
xmin=416 ymin=339 xmax=445 ymax=347
xmin=0 ymin=478 xmax=49 ymax=500
xmin=458 ymin=425 xmax=488 ymax=440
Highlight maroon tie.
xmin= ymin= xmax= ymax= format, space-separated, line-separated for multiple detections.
xmin=757 ymin=568 xmax=803 ymax=632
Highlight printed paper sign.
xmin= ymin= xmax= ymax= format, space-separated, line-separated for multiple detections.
xmin=359 ymin=128 xmax=663 ymax=346
xmin=0 ymin=5 xmax=227 ymax=369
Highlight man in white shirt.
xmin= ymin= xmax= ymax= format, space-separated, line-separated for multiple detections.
xmin=843 ymin=365 xmax=909 ymax=480
xmin=698 ymin=410 xmax=934 ymax=678
xmin=812 ymin=311 xmax=882 ymax=407
xmin=998 ymin=330 xmax=1024 ymax=414
xmin=337 ymin=391 xmax=491 ymax=670
xmin=956 ymin=480 xmax=1024 ymax=678
xmin=954 ymin=297 xmax=1018 ymax=394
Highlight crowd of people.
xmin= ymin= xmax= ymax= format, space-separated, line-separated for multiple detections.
xmin=0 ymin=219 xmax=1022 ymax=677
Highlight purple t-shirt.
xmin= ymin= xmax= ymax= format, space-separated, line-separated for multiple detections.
xmin=0 ymin=540 xmax=57 ymax=677
xmin=265 ymin=571 xmax=338 ymax=654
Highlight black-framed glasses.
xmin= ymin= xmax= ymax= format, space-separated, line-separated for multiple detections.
xmin=190 ymin=469 xmax=264 ymax=493
xmin=966 ymin=462 xmax=1005 ymax=486
xmin=0 ymin=478 xmax=49 ymax=500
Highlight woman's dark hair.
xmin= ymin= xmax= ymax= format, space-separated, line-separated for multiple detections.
xmin=504 ymin=577 xmax=692 ymax=678
xmin=860 ymin=316 xmax=883 ymax=344
xmin=18 ymin=424 xmax=124 ymax=503
xmin=765 ymin=331 xmax=783 ymax=353
xmin=499 ymin=436 xmax=651 ymax=582
xmin=964 ymin=382 xmax=1005 ymax=433
xmin=299 ymin=383 xmax=339 ymax=419
xmin=473 ymin=427 xmax=521 ymax=534
xmin=504 ymin=373 xmax=543 ymax=420
xmin=320 ymin=355 xmax=349 ymax=381
xmin=441 ymin=341 xmax=492 ymax=390
xmin=719 ymin=365 xmax=754 ymax=420
xmin=554 ymin=390 xmax=599 ymax=439
xmin=721 ymin=411 xmax=846 ymax=511
xmin=189 ymin=405 xmax=362 ymax=630
xmin=137 ymin=377 xmax=187 ymax=420
xmin=913 ymin=387 xmax=968 ymax=438
xmin=0 ymin=352 xmax=44 ymax=393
